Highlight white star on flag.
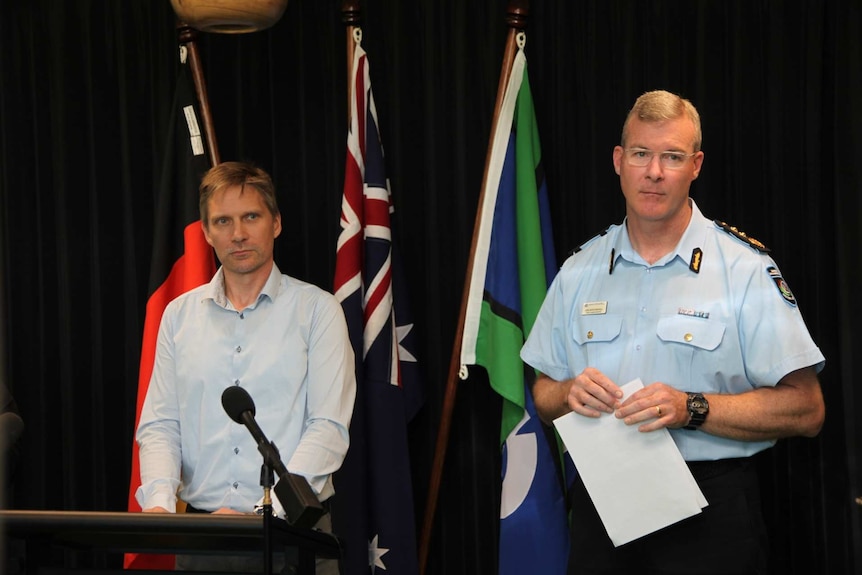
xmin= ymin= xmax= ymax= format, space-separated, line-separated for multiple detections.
xmin=396 ymin=322 xmax=417 ymax=364
xmin=368 ymin=534 xmax=389 ymax=572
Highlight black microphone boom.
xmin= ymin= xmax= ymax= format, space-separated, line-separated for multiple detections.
xmin=221 ymin=386 xmax=324 ymax=529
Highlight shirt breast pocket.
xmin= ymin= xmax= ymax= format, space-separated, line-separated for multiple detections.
xmin=571 ymin=314 xmax=623 ymax=370
xmin=656 ymin=315 xmax=726 ymax=351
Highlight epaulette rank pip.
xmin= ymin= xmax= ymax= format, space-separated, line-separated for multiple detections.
xmin=714 ymin=220 xmax=771 ymax=253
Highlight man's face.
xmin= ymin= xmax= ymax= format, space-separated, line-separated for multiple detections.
xmin=202 ymin=185 xmax=281 ymax=278
xmin=612 ymin=116 xmax=704 ymax=225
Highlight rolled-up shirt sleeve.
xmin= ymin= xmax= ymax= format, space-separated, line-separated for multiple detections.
xmin=135 ymin=306 xmax=183 ymax=512
xmin=285 ymin=294 xmax=355 ymax=500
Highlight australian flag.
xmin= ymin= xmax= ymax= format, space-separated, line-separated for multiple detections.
xmin=332 ymin=41 xmax=423 ymax=575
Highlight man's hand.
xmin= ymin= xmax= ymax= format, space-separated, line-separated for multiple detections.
xmin=565 ymin=367 xmax=624 ymax=417
xmin=614 ymin=382 xmax=688 ymax=431
xmin=142 ymin=506 xmax=170 ymax=513
xmin=533 ymin=367 xmax=623 ymax=424
xmin=212 ymin=508 xmax=244 ymax=515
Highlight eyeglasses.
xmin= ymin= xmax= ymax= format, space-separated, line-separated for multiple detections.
xmin=623 ymin=148 xmax=697 ymax=170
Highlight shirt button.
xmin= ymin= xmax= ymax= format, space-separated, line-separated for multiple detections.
xmin=236 ymin=346 xmax=242 ymax=353
xmin=234 ymin=379 xmax=240 ymax=386
xmin=233 ymin=482 xmax=239 ymax=489
xmin=239 ymin=312 xmax=245 ymax=319
xmin=636 ymin=345 xmax=641 ymax=351
xmin=587 ymin=331 xmax=594 ymax=340
xmin=684 ymin=333 xmax=693 ymax=342
xmin=234 ymin=447 xmax=239 ymax=454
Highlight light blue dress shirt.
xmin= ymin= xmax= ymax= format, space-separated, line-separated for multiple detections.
xmin=521 ymin=200 xmax=825 ymax=461
xmin=136 ymin=264 xmax=356 ymax=517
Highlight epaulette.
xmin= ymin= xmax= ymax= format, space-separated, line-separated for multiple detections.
xmin=570 ymin=225 xmax=613 ymax=256
xmin=714 ymin=220 xmax=770 ymax=253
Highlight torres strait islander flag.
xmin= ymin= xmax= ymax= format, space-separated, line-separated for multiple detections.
xmin=124 ymin=44 xmax=215 ymax=570
xmin=459 ymin=47 xmax=570 ymax=574
xmin=332 ymin=41 xmax=423 ymax=575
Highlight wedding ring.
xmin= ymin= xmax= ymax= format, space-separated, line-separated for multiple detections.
xmin=656 ymin=405 xmax=662 ymax=416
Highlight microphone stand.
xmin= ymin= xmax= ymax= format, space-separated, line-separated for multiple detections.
xmin=260 ymin=462 xmax=274 ymax=575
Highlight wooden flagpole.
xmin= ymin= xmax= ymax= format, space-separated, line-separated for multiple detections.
xmin=177 ymin=22 xmax=221 ymax=166
xmin=418 ymin=2 xmax=530 ymax=574
xmin=342 ymin=0 xmax=361 ymax=127
xmin=124 ymin=22 xmax=221 ymax=568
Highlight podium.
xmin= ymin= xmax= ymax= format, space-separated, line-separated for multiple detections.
xmin=1 ymin=510 xmax=342 ymax=574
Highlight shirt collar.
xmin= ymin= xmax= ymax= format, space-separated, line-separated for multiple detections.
xmin=203 ymin=263 xmax=283 ymax=310
xmin=611 ymin=198 xmax=707 ymax=273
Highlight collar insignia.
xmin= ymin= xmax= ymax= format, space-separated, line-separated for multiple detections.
xmin=689 ymin=248 xmax=703 ymax=273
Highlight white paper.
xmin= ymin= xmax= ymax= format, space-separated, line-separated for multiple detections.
xmin=554 ymin=379 xmax=708 ymax=546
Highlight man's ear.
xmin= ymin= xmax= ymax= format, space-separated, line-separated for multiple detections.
xmin=691 ymin=150 xmax=705 ymax=180
xmin=272 ymin=213 xmax=282 ymax=239
xmin=612 ymin=146 xmax=623 ymax=176
xmin=201 ymin=220 xmax=214 ymax=247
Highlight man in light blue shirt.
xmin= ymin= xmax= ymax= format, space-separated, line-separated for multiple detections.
xmin=136 ymin=161 xmax=355 ymax=573
xmin=521 ymin=91 xmax=825 ymax=575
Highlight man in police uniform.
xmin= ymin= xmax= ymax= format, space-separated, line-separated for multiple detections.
xmin=521 ymin=90 xmax=825 ymax=574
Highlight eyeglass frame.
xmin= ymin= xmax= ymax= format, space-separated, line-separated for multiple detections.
xmin=622 ymin=147 xmax=698 ymax=170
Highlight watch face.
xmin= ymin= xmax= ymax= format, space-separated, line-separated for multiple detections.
xmin=685 ymin=393 xmax=708 ymax=429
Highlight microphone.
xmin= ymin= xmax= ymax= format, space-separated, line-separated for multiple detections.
xmin=221 ymin=386 xmax=324 ymax=529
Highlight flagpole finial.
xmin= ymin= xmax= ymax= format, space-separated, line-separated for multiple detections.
xmin=341 ymin=0 xmax=362 ymax=28
xmin=176 ymin=21 xmax=199 ymax=46
xmin=169 ymin=0 xmax=289 ymax=34
xmin=505 ymin=0 xmax=530 ymax=30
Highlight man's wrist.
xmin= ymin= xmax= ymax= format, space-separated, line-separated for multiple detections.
xmin=684 ymin=392 xmax=709 ymax=430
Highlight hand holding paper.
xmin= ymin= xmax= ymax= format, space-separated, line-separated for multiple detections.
xmin=554 ymin=378 xmax=708 ymax=547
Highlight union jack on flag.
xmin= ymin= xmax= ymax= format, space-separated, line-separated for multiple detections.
xmin=331 ymin=41 xmax=423 ymax=575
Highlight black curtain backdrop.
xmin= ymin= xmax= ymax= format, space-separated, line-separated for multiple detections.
xmin=1 ymin=1 xmax=859 ymax=574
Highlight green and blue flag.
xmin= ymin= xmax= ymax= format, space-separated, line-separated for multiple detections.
xmin=460 ymin=47 xmax=569 ymax=575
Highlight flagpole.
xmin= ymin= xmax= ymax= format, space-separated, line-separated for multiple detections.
xmin=177 ymin=22 xmax=221 ymax=166
xmin=341 ymin=0 xmax=361 ymax=126
xmin=124 ymin=20 xmax=221 ymax=570
xmin=418 ymin=2 xmax=530 ymax=574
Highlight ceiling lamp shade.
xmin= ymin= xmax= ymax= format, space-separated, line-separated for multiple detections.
xmin=169 ymin=0 xmax=289 ymax=33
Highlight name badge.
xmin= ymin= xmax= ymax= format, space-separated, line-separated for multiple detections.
xmin=582 ymin=301 xmax=608 ymax=315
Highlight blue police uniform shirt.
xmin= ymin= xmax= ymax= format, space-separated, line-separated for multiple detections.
xmin=521 ymin=200 xmax=825 ymax=461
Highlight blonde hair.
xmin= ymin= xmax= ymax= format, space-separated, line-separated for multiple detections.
xmin=621 ymin=90 xmax=702 ymax=152
xmin=199 ymin=161 xmax=280 ymax=226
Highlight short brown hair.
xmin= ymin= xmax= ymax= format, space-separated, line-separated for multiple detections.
xmin=621 ymin=90 xmax=702 ymax=152
xmin=199 ymin=161 xmax=280 ymax=226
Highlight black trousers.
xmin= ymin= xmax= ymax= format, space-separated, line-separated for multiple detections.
xmin=567 ymin=457 xmax=769 ymax=575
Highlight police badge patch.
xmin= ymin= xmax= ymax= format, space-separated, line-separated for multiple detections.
xmin=767 ymin=266 xmax=797 ymax=306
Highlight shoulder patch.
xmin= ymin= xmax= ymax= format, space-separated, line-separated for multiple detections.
xmin=766 ymin=266 xmax=797 ymax=306
xmin=714 ymin=220 xmax=771 ymax=253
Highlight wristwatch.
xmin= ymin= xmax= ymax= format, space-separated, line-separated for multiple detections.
xmin=684 ymin=392 xmax=709 ymax=430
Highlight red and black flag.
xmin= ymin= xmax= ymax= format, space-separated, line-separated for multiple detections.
xmin=124 ymin=43 xmax=215 ymax=570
